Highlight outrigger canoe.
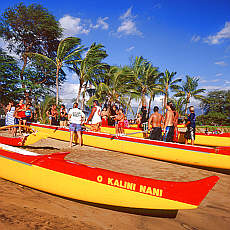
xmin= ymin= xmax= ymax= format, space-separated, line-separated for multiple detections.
xmin=99 ymin=125 xmax=230 ymax=147
xmin=27 ymin=123 xmax=230 ymax=170
xmin=0 ymin=143 xmax=219 ymax=210
xmin=0 ymin=125 xmax=50 ymax=146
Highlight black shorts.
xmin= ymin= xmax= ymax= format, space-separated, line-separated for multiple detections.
xmin=19 ymin=117 xmax=27 ymax=121
xmin=185 ymin=127 xmax=195 ymax=140
xmin=51 ymin=117 xmax=58 ymax=126
xmin=149 ymin=127 xmax=162 ymax=141
xmin=60 ymin=117 xmax=67 ymax=121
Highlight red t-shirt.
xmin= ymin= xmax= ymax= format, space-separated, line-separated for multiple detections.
xmin=17 ymin=104 xmax=26 ymax=118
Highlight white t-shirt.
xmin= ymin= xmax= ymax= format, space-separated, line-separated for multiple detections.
xmin=68 ymin=108 xmax=85 ymax=124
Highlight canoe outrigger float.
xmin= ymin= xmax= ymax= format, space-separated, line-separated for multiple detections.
xmin=0 ymin=143 xmax=219 ymax=210
xmin=25 ymin=123 xmax=230 ymax=170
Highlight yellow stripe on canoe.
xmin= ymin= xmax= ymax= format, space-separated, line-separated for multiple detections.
xmin=0 ymin=155 xmax=197 ymax=210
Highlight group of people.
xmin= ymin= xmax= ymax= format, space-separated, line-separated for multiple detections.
xmin=148 ymin=102 xmax=196 ymax=145
xmin=3 ymin=98 xmax=195 ymax=146
xmin=59 ymin=100 xmax=196 ymax=147
xmin=86 ymin=101 xmax=129 ymax=136
xmin=67 ymin=100 xmax=130 ymax=147
xmin=46 ymin=104 xmax=68 ymax=127
xmin=4 ymin=99 xmax=34 ymax=136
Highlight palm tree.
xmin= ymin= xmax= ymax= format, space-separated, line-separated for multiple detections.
xmin=170 ymin=97 xmax=186 ymax=116
xmin=27 ymin=37 xmax=84 ymax=105
xmin=174 ymin=75 xmax=205 ymax=114
xmin=69 ymin=42 xmax=108 ymax=108
xmin=37 ymin=95 xmax=56 ymax=123
xmin=129 ymin=56 xmax=161 ymax=117
xmin=88 ymin=66 xmax=133 ymax=110
xmin=155 ymin=69 xmax=181 ymax=114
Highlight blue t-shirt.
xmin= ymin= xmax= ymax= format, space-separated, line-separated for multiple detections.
xmin=25 ymin=109 xmax=31 ymax=117
xmin=188 ymin=113 xmax=196 ymax=129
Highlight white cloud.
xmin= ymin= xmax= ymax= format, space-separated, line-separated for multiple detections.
xmin=126 ymin=46 xmax=135 ymax=52
xmin=202 ymin=85 xmax=230 ymax=90
xmin=225 ymin=80 xmax=230 ymax=84
xmin=60 ymin=83 xmax=79 ymax=99
xmin=71 ymin=72 xmax=79 ymax=81
xmin=200 ymin=78 xmax=220 ymax=83
xmin=91 ymin=17 xmax=109 ymax=30
xmin=216 ymin=73 xmax=223 ymax=77
xmin=59 ymin=15 xmax=90 ymax=37
xmin=214 ymin=61 xmax=228 ymax=66
xmin=211 ymin=79 xmax=220 ymax=83
xmin=204 ymin=21 xmax=230 ymax=45
xmin=191 ymin=35 xmax=200 ymax=42
xmin=120 ymin=7 xmax=132 ymax=20
xmin=117 ymin=7 xmax=142 ymax=37
xmin=59 ymin=83 xmax=79 ymax=108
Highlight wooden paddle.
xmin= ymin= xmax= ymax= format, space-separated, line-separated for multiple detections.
xmin=110 ymin=130 xmax=149 ymax=140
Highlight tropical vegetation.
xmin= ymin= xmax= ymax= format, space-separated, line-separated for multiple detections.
xmin=0 ymin=2 xmax=228 ymax=127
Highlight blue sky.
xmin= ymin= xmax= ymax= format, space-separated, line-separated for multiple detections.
xmin=1 ymin=0 xmax=230 ymax=106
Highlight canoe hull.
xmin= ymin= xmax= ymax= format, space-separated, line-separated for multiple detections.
xmin=0 ymin=144 xmax=219 ymax=210
xmin=100 ymin=125 xmax=230 ymax=147
xmin=29 ymin=123 xmax=230 ymax=170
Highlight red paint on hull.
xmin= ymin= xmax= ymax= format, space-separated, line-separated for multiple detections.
xmin=0 ymin=136 xmax=23 ymax=146
xmin=0 ymin=148 xmax=219 ymax=207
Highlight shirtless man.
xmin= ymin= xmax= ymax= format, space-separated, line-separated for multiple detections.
xmin=148 ymin=106 xmax=163 ymax=141
xmin=163 ymin=102 xmax=175 ymax=142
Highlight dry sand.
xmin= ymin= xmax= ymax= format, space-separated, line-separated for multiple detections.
xmin=0 ymin=138 xmax=230 ymax=230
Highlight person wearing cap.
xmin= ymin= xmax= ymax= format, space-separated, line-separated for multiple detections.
xmin=68 ymin=102 xmax=85 ymax=147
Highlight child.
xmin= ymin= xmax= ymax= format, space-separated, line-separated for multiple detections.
xmin=25 ymin=104 xmax=33 ymax=123
xmin=116 ymin=108 xmax=125 ymax=136
xmin=184 ymin=106 xmax=196 ymax=145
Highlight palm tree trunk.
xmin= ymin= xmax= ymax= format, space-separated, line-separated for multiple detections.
xmin=21 ymin=54 xmax=28 ymax=102
xmin=76 ymin=78 xmax=84 ymax=104
xmin=185 ymin=95 xmax=190 ymax=115
xmin=76 ymin=84 xmax=82 ymax=104
xmin=126 ymin=97 xmax=132 ymax=116
xmin=148 ymin=93 xmax=155 ymax=118
xmin=56 ymin=67 xmax=60 ymax=105
xmin=163 ymin=92 xmax=167 ymax=115
xmin=81 ymin=83 xmax=88 ymax=110
xmin=135 ymin=100 xmax=142 ymax=118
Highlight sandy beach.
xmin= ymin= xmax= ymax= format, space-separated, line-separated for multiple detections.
xmin=0 ymin=138 xmax=230 ymax=230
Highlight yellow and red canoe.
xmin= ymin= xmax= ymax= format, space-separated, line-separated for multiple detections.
xmin=0 ymin=143 xmax=219 ymax=210
xmin=0 ymin=125 xmax=50 ymax=146
xmin=27 ymin=123 xmax=230 ymax=170
xmin=100 ymin=125 xmax=230 ymax=147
